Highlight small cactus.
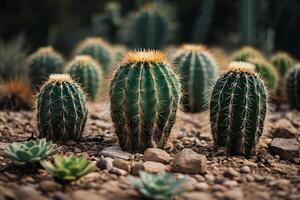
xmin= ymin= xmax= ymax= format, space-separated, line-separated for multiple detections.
xmin=232 ymin=46 xmax=264 ymax=62
xmin=271 ymin=52 xmax=294 ymax=76
xmin=74 ymin=37 xmax=112 ymax=75
xmin=36 ymin=74 xmax=88 ymax=142
xmin=285 ymin=66 xmax=300 ymax=110
xmin=247 ymin=58 xmax=279 ymax=91
xmin=174 ymin=44 xmax=218 ymax=112
xmin=110 ymin=50 xmax=181 ymax=152
xmin=27 ymin=47 xmax=64 ymax=89
xmin=66 ymin=55 xmax=103 ymax=101
xmin=210 ymin=62 xmax=267 ymax=157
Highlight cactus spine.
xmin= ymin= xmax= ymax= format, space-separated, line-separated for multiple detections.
xmin=74 ymin=37 xmax=112 ymax=75
xmin=285 ymin=66 xmax=300 ymax=110
xmin=247 ymin=58 xmax=279 ymax=91
xmin=232 ymin=46 xmax=263 ymax=62
xmin=174 ymin=44 xmax=218 ymax=112
xmin=109 ymin=50 xmax=181 ymax=152
xmin=210 ymin=62 xmax=267 ymax=157
xmin=66 ymin=55 xmax=103 ymax=101
xmin=27 ymin=47 xmax=64 ymax=89
xmin=36 ymin=74 xmax=88 ymax=142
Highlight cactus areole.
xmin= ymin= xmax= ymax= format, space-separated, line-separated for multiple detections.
xmin=109 ymin=50 xmax=181 ymax=152
xmin=36 ymin=74 xmax=88 ymax=142
xmin=210 ymin=62 xmax=267 ymax=157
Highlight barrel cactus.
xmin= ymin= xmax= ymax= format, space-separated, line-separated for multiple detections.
xmin=210 ymin=62 xmax=267 ymax=157
xmin=74 ymin=37 xmax=112 ymax=75
xmin=174 ymin=44 xmax=218 ymax=112
xmin=232 ymin=46 xmax=264 ymax=62
xmin=27 ymin=47 xmax=64 ymax=90
xmin=247 ymin=58 xmax=279 ymax=91
xmin=285 ymin=66 xmax=300 ymax=110
xmin=36 ymin=74 xmax=88 ymax=142
xmin=110 ymin=50 xmax=181 ymax=152
xmin=66 ymin=55 xmax=103 ymax=101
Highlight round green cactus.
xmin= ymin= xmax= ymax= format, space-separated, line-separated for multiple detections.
xmin=210 ymin=62 xmax=267 ymax=157
xmin=110 ymin=50 xmax=181 ymax=152
xmin=74 ymin=37 xmax=112 ymax=75
xmin=247 ymin=57 xmax=279 ymax=91
xmin=66 ymin=55 xmax=103 ymax=101
xmin=27 ymin=47 xmax=64 ymax=90
xmin=232 ymin=46 xmax=264 ymax=62
xmin=174 ymin=44 xmax=218 ymax=112
xmin=271 ymin=52 xmax=294 ymax=76
xmin=285 ymin=66 xmax=300 ymax=110
xmin=36 ymin=74 xmax=88 ymax=142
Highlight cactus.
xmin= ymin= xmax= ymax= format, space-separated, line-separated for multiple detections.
xmin=174 ymin=44 xmax=218 ymax=112
xmin=285 ymin=66 xmax=300 ymax=110
xmin=210 ymin=62 xmax=267 ymax=157
xmin=66 ymin=55 xmax=103 ymax=101
xmin=109 ymin=50 xmax=181 ymax=152
xmin=247 ymin=57 xmax=279 ymax=91
xmin=36 ymin=74 xmax=88 ymax=142
xmin=232 ymin=46 xmax=264 ymax=62
xmin=271 ymin=52 xmax=294 ymax=76
xmin=74 ymin=37 xmax=112 ymax=75
xmin=27 ymin=47 xmax=64 ymax=90
xmin=240 ymin=0 xmax=256 ymax=45
xmin=111 ymin=45 xmax=128 ymax=64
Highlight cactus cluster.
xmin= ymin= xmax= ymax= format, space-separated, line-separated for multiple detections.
xmin=109 ymin=50 xmax=181 ymax=152
xmin=271 ymin=52 xmax=294 ymax=76
xmin=247 ymin=57 xmax=279 ymax=91
xmin=285 ymin=66 xmax=300 ymax=110
xmin=174 ymin=44 xmax=218 ymax=112
xmin=232 ymin=46 xmax=263 ymax=62
xmin=74 ymin=37 xmax=112 ymax=75
xmin=66 ymin=55 xmax=103 ymax=101
xmin=210 ymin=62 xmax=267 ymax=157
xmin=27 ymin=47 xmax=64 ymax=90
xmin=36 ymin=74 xmax=88 ymax=142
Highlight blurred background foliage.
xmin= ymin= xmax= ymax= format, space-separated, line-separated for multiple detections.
xmin=0 ymin=0 xmax=300 ymax=58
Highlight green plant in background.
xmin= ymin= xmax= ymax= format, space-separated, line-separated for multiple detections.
xmin=27 ymin=46 xmax=64 ymax=90
xmin=285 ymin=65 xmax=300 ymax=110
xmin=240 ymin=0 xmax=256 ymax=45
xmin=129 ymin=171 xmax=186 ymax=200
xmin=74 ymin=37 xmax=112 ymax=75
xmin=271 ymin=52 xmax=295 ymax=76
xmin=192 ymin=0 xmax=216 ymax=43
xmin=247 ymin=57 xmax=279 ymax=91
xmin=91 ymin=1 xmax=122 ymax=43
xmin=110 ymin=50 xmax=181 ymax=153
xmin=111 ymin=45 xmax=128 ymax=64
xmin=3 ymin=138 xmax=56 ymax=165
xmin=66 ymin=55 xmax=103 ymax=101
xmin=41 ymin=155 xmax=96 ymax=183
xmin=210 ymin=62 xmax=267 ymax=157
xmin=231 ymin=46 xmax=264 ymax=62
xmin=36 ymin=74 xmax=88 ymax=142
xmin=174 ymin=44 xmax=218 ymax=112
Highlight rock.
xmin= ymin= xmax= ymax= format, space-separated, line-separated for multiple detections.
xmin=96 ymin=157 xmax=114 ymax=170
xmin=223 ymin=168 xmax=240 ymax=179
xmin=40 ymin=180 xmax=62 ymax=192
xmin=72 ymin=190 xmax=105 ymax=200
xmin=143 ymin=148 xmax=172 ymax=164
xmin=110 ymin=167 xmax=128 ymax=176
xmin=131 ymin=162 xmax=144 ymax=176
xmin=195 ymin=182 xmax=209 ymax=191
xmin=204 ymin=174 xmax=215 ymax=182
xmin=16 ymin=186 xmax=48 ymax=200
xmin=269 ymin=179 xmax=290 ymax=190
xmin=269 ymin=138 xmax=300 ymax=160
xmin=181 ymin=192 xmax=213 ymax=200
xmin=143 ymin=161 xmax=168 ymax=173
xmin=53 ymin=192 xmax=71 ymax=200
xmin=271 ymin=119 xmax=298 ymax=138
xmin=240 ymin=166 xmax=251 ymax=174
xmin=113 ymin=159 xmax=131 ymax=172
xmin=223 ymin=188 xmax=244 ymax=200
xmin=271 ymin=163 xmax=298 ymax=174
xmin=100 ymin=146 xmax=131 ymax=160
xmin=182 ymin=177 xmax=198 ymax=191
xmin=223 ymin=180 xmax=238 ymax=188
xmin=172 ymin=148 xmax=207 ymax=174
xmin=0 ymin=185 xmax=17 ymax=199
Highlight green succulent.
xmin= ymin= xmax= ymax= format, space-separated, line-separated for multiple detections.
xmin=3 ymin=138 xmax=56 ymax=165
xmin=129 ymin=171 xmax=186 ymax=200
xmin=41 ymin=155 xmax=96 ymax=182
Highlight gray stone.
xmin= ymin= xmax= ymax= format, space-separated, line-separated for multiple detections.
xmin=269 ymin=138 xmax=300 ymax=160
xmin=195 ymin=182 xmax=209 ymax=191
xmin=96 ymin=157 xmax=114 ymax=170
xmin=223 ymin=168 xmax=240 ymax=179
xmin=240 ymin=166 xmax=251 ymax=174
xmin=100 ymin=146 xmax=131 ymax=160
xmin=271 ymin=119 xmax=298 ymax=138
xmin=110 ymin=167 xmax=128 ymax=176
